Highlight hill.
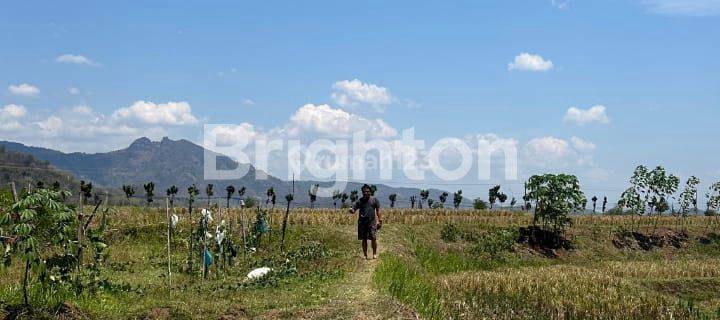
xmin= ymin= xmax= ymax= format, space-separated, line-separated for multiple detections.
xmin=0 ymin=145 xmax=79 ymax=192
xmin=0 ymin=138 xmax=454 ymax=207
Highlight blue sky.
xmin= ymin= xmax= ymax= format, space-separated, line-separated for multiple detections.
xmin=1 ymin=0 xmax=719 ymax=201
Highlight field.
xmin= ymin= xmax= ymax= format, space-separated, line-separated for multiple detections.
xmin=2 ymin=206 xmax=720 ymax=319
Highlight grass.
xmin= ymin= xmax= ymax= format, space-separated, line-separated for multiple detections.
xmin=2 ymin=207 xmax=720 ymax=319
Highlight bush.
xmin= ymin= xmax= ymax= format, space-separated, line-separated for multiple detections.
xmin=473 ymin=198 xmax=487 ymax=210
xmin=440 ymin=223 xmax=459 ymax=242
xmin=472 ymin=227 xmax=518 ymax=258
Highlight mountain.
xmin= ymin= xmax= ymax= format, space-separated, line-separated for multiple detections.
xmin=0 ymin=138 xmax=455 ymax=207
xmin=0 ymin=144 xmax=79 ymax=192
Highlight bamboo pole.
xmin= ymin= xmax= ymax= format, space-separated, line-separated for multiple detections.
xmin=10 ymin=182 xmax=18 ymax=202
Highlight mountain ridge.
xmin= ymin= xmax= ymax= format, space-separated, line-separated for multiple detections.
xmin=0 ymin=137 xmax=457 ymax=207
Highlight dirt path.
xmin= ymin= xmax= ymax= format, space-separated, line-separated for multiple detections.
xmin=258 ymin=225 xmax=417 ymax=319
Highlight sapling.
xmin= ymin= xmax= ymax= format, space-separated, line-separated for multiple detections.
xmin=280 ymin=193 xmax=294 ymax=252
xmin=308 ymin=184 xmax=319 ymax=208
xmin=389 ymin=193 xmax=397 ymax=208
xmin=439 ymin=192 xmax=449 ymax=208
xmin=453 ymin=190 xmax=462 ymax=209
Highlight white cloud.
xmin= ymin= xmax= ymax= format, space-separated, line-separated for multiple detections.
xmin=570 ymin=136 xmax=596 ymax=153
xmin=56 ymin=54 xmax=99 ymax=66
xmin=643 ymin=0 xmax=720 ymax=16
xmin=508 ymin=53 xmax=553 ymax=71
xmin=331 ymin=79 xmax=393 ymax=111
xmin=286 ymin=104 xmax=397 ymax=138
xmin=551 ymin=0 xmax=570 ymax=9
xmin=8 ymin=83 xmax=40 ymax=97
xmin=112 ymin=101 xmax=199 ymax=126
xmin=69 ymin=87 xmax=80 ymax=95
xmin=563 ymin=105 xmax=610 ymax=126
xmin=0 ymin=104 xmax=27 ymax=119
xmin=242 ymin=98 xmax=256 ymax=106
xmin=525 ymin=137 xmax=570 ymax=164
xmin=36 ymin=116 xmax=63 ymax=133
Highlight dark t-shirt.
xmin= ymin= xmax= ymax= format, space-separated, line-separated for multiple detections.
xmin=353 ymin=196 xmax=379 ymax=225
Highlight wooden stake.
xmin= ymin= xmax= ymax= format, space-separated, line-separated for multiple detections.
xmin=10 ymin=182 xmax=18 ymax=202
xmin=166 ymin=197 xmax=172 ymax=287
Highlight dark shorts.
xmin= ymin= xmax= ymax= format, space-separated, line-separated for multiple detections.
xmin=358 ymin=221 xmax=377 ymax=240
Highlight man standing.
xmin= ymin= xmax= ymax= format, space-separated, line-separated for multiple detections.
xmin=349 ymin=184 xmax=382 ymax=259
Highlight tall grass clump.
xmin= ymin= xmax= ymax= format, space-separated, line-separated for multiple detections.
xmin=373 ymin=254 xmax=444 ymax=319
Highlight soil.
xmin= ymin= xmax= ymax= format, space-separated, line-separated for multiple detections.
xmin=516 ymin=226 xmax=573 ymax=258
xmin=613 ymin=228 xmax=688 ymax=250
xmin=2 ymin=302 xmax=88 ymax=320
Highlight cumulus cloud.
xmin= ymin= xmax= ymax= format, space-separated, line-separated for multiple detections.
xmin=551 ymin=0 xmax=570 ymax=9
xmin=508 ymin=53 xmax=553 ymax=71
xmin=69 ymin=87 xmax=80 ymax=95
xmin=56 ymin=54 xmax=99 ymax=66
xmin=112 ymin=101 xmax=199 ymax=126
xmin=643 ymin=0 xmax=720 ymax=16
xmin=563 ymin=105 xmax=610 ymax=126
xmin=0 ymin=104 xmax=27 ymax=119
xmin=8 ymin=83 xmax=40 ymax=97
xmin=525 ymin=137 xmax=570 ymax=164
xmin=331 ymin=79 xmax=393 ymax=111
xmin=286 ymin=104 xmax=397 ymax=138
xmin=570 ymin=136 xmax=596 ymax=153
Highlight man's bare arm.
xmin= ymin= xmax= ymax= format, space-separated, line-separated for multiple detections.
xmin=376 ymin=207 xmax=382 ymax=224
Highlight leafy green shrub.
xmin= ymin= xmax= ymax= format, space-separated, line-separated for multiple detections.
xmin=440 ymin=223 xmax=459 ymax=242
xmin=472 ymin=227 xmax=518 ymax=258
xmin=473 ymin=198 xmax=487 ymax=210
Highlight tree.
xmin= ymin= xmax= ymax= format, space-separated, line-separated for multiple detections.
xmin=80 ymin=180 xmax=93 ymax=203
xmin=706 ymin=181 xmax=720 ymax=215
xmin=602 ymin=196 xmax=608 ymax=213
xmin=166 ymin=185 xmax=178 ymax=207
xmin=186 ymin=184 xmax=199 ymax=272
xmin=679 ymin=176 xmax=700 ymax=215
xmin=473 ymin=198 xmax=487 ymax=210
xmin=206 ymin=184 xmax=214 ymax=207
xmin=238 ymin=186 xmax=246 ymax=205
xmin=225 ymin=185 xmax=235 ymax=209
xmin=340 ymin=192 xmax=349 ymax=208
xmin=419 ymin=189 xmax=429 ymax=209
xmin=525 ymin=173 xmax=586 ymax=235
xmin=591 ymin=196 xmax=598 ymax=214
xmin=370 ymin=184 xmax=378 ymax=196
xmin=510 ymin=197 xmax=517 ymax=209
xmin=350 ymin=190 xmax=359 ymax=204
xmin=266 ymin=187 xmax=275 ymax=208
xmin=427 ymin=199 xmax=435 ymax=208
xmin=280 ymin=193 xmax=294 ymax=252
xmin=438 ymin=192 xmax=449 ymax=208
xmin=308 ymin=184 xmax=319 ymax=208
xmin=453 ymin=190 xmax=463 ymax=209
xmin=3 ymin=187 xmax=107 ymax=306
xmin=143 ymin=182 xmax=155 ymax=206
xmin=410 ymin=195 xmax=416 ymax=209
xmin=122 ymin=185 xmax=135 ymax=200
xmin=488 ymin=185 xmax=501 ymax=209
xmin=498 ymin=193 xmax=508 ymax=208
xmin=388 ymin=193 xmax=397 ymax=208
xmin=332 ymin=190 xmax=341 ymax=209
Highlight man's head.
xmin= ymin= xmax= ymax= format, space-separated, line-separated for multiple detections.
xmin=361 ymin=184 xmax=372 ymax=199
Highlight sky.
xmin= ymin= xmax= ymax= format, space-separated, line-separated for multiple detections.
xmin=1 ymin=0 xmax=719 ymax=202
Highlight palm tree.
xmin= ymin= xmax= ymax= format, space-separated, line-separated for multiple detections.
xmin=389 ymin=193 xmax=397 ymax=208
xmin=166 ymin=185 xmax=178 ymax=207
xmin=143 ymin=182 xmax=155 ymax=206
xmin=226 ymin=185 xmax=235 ymax=208
xmin=453 ymin=190 xmax=463 ymax=209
